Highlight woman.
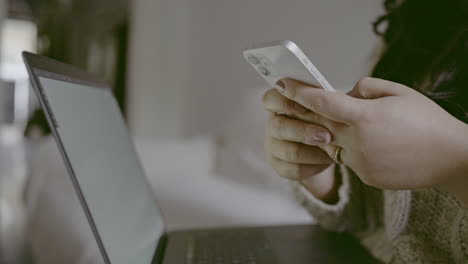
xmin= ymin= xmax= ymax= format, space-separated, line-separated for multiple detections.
xmin=263 ymin=0 xmax=468 ymax=263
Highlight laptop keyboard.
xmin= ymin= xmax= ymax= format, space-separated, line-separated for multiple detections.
xmin=184 ymin=230 xmax=278 ymax=264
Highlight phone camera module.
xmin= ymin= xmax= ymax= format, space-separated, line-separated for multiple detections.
xmin=247 ymin=55 xmax=261 ymax=65
xmin=258 ymin=66 xmax=270 ymax=76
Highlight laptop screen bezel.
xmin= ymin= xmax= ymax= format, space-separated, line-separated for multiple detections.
xmin=22 ymin=52 xmax=167 ymax=264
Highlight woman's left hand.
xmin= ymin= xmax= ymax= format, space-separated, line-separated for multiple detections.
xmin=273 ymin=78 xmax=468 ymax=196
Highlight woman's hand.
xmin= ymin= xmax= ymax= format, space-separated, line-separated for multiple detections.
xmin=262 ymin=89 xmax=340 ymax=203
xmin=278 ymin=78 xmax=468 ymax=203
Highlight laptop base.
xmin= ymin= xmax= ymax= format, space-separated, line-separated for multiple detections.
xmin=162 ymin=224 xmax=379 ymax=264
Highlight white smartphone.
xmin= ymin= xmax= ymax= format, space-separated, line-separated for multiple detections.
xmin=243 ymin=40 xmax=335 ymax=91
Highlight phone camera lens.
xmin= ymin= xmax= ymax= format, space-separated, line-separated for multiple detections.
xmin=247 ymin=55 xmax=261 ymax=65
xmin=258 ymin=66 xmax=270 ymax=76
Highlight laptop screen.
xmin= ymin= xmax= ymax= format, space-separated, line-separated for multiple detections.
xmin=35 ymin=72 xmax=164 ymax=264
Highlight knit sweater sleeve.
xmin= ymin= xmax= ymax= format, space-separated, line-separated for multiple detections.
xmin=293 ymin=164 xmax=383 ymax=233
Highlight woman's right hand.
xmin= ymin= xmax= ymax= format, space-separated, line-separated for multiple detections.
xmin=262 ymin=89 xmax=340 ymax=203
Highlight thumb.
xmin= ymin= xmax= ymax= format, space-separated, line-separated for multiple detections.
xmin=348 ymin=77 xmax=414 ymax=99
xmin=278 ymin=79 xmax=362 ymax=124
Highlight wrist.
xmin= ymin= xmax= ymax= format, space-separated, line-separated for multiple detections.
xmin=456 ymin=123 xmax=468 ymax=204
xmin=300 ymin=164 xmax=340 ymax=204
xmin=462 ymin=124 xmax=468 ymax=176
xmin=439 ymin=122 xmax=468 ymax=205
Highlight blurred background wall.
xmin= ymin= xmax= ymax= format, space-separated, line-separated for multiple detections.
xmin=127 ymin=0 xmax=382 ymax=139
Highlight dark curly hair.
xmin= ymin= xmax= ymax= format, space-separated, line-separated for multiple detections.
xmin=371 ymin=0 xmax=468 ymax=123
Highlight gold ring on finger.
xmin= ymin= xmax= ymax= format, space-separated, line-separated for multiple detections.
xmin=333 ymin=146 xmax=343 ymax=165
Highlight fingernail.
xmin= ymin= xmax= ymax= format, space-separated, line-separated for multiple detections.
xmin=275 ymin=80 xmax=286 ymax=93
xmin=293 ymin=103 xmax=308 ymax=113
xmin=305 ymin=126 xmax=331 ymax=145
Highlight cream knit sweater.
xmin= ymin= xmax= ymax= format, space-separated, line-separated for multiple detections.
xmin=294 ymin=165 xmax=468 ymax=264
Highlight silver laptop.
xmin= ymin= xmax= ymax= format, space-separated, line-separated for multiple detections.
xmin=23 ymin=52 xmax=377 ymax=264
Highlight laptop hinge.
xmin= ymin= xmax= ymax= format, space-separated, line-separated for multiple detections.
xmin=152 ymin=233 xmax=168 ymax=264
